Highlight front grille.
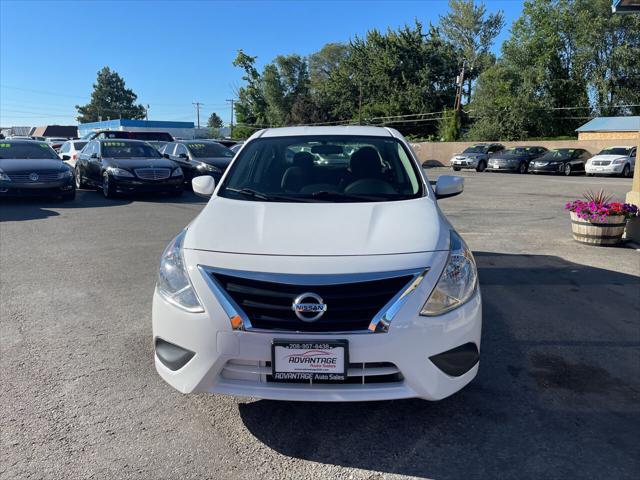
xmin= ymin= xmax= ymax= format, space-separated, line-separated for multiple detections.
xmin=134 ymin=168 xmax=171 ymax=180
xmin=9 ymin=172 xmax=61 ymax=183
xmin=592 ymin=160 xmax=611 ymax=166
xmin=221 ymin=360 xmax=403 ymax=385
xmin=210 ymin=272 xmax=414 ymax=332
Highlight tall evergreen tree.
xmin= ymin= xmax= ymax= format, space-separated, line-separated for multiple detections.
xmin=76 ymin=67 xmax=145 ymax=123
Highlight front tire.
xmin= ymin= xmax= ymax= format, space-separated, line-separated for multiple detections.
xmin=75 ymin=165 xmax=85 ymax=189
xmin=452 ymin=167 xmax=461 ymax=172
xmin=564 ymin=163 xmax=572 ymax=176
xmin=622 ymin=164 xmax=631 ymax=178
xmin=102 ymin=172 xmax=116 ymax=198
xmin=476 ymin=161 xmax=487 ymax=172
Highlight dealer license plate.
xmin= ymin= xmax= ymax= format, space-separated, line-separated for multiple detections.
xmin=272 ymin=340 xmax=348 ymax=382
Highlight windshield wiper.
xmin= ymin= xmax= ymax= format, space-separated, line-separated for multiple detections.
xmin=225 ymin=187 xmax=310 ymax=202
xmin=309 ymin=191 xmax=392 ymax=202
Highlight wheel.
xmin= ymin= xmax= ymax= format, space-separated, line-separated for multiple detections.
xmin=622 ymin=164 xmax=631 ymax=178
xmin=75 ymin=165 xmax=85 ymax=189
xmin=102 ymin=172 xmax=116 ymax=198
xmin=518 ymin=162 xmax=527 ymax=174
xmin=564 ymin=163 xmax=572 ymax=176
xmin=62 ymin=189 xmax=76 ymax=201
xmin=476 ymin=161 xmax=487 ymax=172
xmin=586 ymin=173 xmax=594 ymax=177
xmin=452 ymin=167 xmax=461 ymax=172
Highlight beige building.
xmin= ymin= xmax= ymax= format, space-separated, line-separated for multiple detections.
xmin=576 ymin=116 xmax=639 ymax=140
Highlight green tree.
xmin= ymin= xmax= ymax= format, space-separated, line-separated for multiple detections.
xmin=437 ymin=108 xmax=461 ymax=141
xmin=76 ymin=67 xmax=145 ymax=123
xmin=207 ymin=112 xmax=224 ymax=137
xmin=440 ymin=0 xmax=505 ymax=103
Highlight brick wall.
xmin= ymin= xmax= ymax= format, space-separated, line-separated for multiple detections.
xmin=578 ymin=131 xmax=639 ymax=140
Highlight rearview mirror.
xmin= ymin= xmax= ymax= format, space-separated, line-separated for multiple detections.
xmin=90 ymin=153 xmax=98 ymax=159
xmin=192 ymin=175 xmax=216 ymax=197
xmin=435 ymin=175 xmax=464 ymax=199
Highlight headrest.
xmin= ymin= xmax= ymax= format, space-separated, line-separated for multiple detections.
xmin=293 ymin=151 xmax=315 ymax=170
xmin=350 ymin=146 xmax=382 ymax=178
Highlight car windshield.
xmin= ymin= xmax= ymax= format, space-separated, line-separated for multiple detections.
xmin=0 ymin=142 xmax=59 ymax=159
xmin=598 ymin=147 xmax=631 ymax=156
xmin=218 ymin=135 xmax=423 ymax=203
xmin=463 ymin=145 xmax=489 ymax=154
xmin=541 ymin=149 xmax=575 ymax=159
xmin=503 ymin=147 xmax=530 ymax=155
xmin=73 ymin=141 xmax=88 ymax=150
xmin=187 ymin=142 xmax=234 ymax=158
xmin=101 ymin=142 xmax=161 ymax=158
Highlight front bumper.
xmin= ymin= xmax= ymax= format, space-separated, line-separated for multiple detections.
xmin=585 ymin=164 xmax=624 ymax=175
xmin=0 ymin=179 xmax=74 ymax=197
xmin=152 ymin=249 xmax=482 ymax=402
xmin=450 ymin=158 xmax=479 ymax=169
xmin=112 ymin=176 xmax=183 ymax=193
xmin=529 ymin=163 xmax=563 ymax=174
xmin=486 ymin=163 xmax=517 ymax=172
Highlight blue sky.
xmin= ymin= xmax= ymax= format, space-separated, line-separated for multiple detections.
xmin=0 ymin=0 xmax=524 ymax=128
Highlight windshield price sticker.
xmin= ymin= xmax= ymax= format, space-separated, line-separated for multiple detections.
xmin=104 ymin=142 xmax=126 ymax=147
xmin=272 ymin=340 xmax=348 ymax=382
xmin=190 ymin=143 xmax=206 ymax=149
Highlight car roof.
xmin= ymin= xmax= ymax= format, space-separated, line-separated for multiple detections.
xmin=97 ymin=138 xmax=147 ymax=144
xmin=601 ymin=145 xmax=635 ymax=149
xmin=254 ymin=125 xmax=399 ymax=139
xmin=2 ymin=139 xmax=48 ymax=145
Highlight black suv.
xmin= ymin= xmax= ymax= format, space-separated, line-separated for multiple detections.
xmin=159 ymin=140 xmax=235 ymax=185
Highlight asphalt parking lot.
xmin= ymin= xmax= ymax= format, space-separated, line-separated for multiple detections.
xmin=1 ymin=170 xmax=639 ymax=480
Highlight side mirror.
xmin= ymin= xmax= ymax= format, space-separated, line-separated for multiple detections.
xmin=90 ymin=153 xmax=98 ymax=159
xmin=61 ymin=155 xmax=71 ymax=160
xmin=179 ymin=153 xmax=189 ymax=159
xmin=162 ymin=153 xmax=170 ymax=159
xmin=192 ymin=175 xmax=216 ymax=197
xmin=435 ymin=175 xmax=464 ymax=199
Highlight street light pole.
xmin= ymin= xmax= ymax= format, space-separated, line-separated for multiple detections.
xmin=226 ymin=99 xmax=235 ymax=138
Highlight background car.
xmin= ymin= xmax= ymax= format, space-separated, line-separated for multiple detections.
xmin=486 ymin=146 xmax=548 ymax=174
xmin=159 ymin=140 xmax=235 ymax=185
xmin=450 ymin=143 xmax=505 ymax=172
xmin=45 ymin=137 xmax=69 ymax=152
xmin=58 ymin=140 xmax=88 ymax=167
xmin=529 ymin=148 xmax=591 ymax=176
xmin=585 ymin=146 xmax=636 ymax=178
xmin=229 ymin=142 xmax=244 ymax=154
xmin=74 ymin=139 xmax=184 ymax=198
xmin=0 ymin=140 xmax=75 ymax=200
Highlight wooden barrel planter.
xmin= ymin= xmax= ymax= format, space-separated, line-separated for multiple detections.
xmin=570 ymin=212 xmax=627 ymax=246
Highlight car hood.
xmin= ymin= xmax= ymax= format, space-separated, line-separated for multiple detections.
xmin=184 ymin=195 xmax=449 ymax=256
xmin=104 ymin=158 xmax=177 ymax=169
xmin=491 ymin=153 xmax=525 ymax=161
xmin=589 ymin=154 xmax=626 ymax=162
xmin=536 ymin=155 xmax=570 ymax=162
xmin=0 ymin=158 xmax=67 ymax=172
xmin=455 ymin=152 xmax=486 ymax=159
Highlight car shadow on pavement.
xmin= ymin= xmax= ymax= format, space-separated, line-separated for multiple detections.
xmin=238 ymin=252 xmax=640 ymax=480
xmin=0 ymin=190 xmax=206 ymax=222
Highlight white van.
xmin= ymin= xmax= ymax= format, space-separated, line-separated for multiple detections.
xmin=152 ymin=126 xmax=481 ymax=401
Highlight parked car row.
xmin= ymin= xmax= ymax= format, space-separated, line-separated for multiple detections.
xmin=0 ymin=136 xmax=236 ymax=201
xmin=449 ymin=143 xmax=636 ymax=177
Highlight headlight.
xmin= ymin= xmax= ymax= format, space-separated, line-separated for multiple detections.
xmin=171 ymin=167 xmax=183 ymax=177
xmin=157 ymin=229 xmax=204 ymax=313
xmin=197 ymin=163 xmax=221 ymax=174
xmin=106 ymin=167 xmax=134 ymax=177
xmin=421 ymin=231 xmax=478 ymax=316
xmin=613 ymin=159 xmax=625 ymax=164
xmin=58 ymin=170 xmax=73 ymax=179
xmin=0 ymin=170 xmax=10 ymax=181
xmin=549 ymin=161 xmax=558 ymax=165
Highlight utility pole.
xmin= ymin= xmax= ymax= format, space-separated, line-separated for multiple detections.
xmin=454 ymin=62 xmax=465 ymax=113
xmin=192 ymin=102 xmax=203 ymax=129
xmin=145 ymin=104 xmax=150 ymax=121
xmin=226 ymin=99 xmax=235 ymax=138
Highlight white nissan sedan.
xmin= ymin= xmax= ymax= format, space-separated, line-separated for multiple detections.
xmin=152 ymin=126 xmax=481 ymax=402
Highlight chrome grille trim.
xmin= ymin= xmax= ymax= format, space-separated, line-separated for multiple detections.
xmin=134 ymin=168 xmax=171 ymax=180
xmin=198 ymin=266 xmax=428 ymax=334
xmin=592 ymin=160 xmax=611 ymax=166
xmin=8 ymin=172 xmax=61 ymax=183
